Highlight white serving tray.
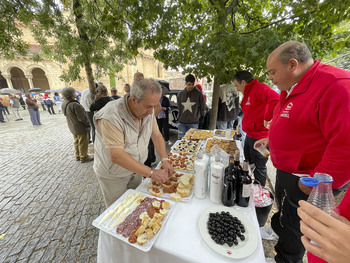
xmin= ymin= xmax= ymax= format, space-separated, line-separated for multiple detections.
xmin=92 ymin=189 xmax=176 ymax=252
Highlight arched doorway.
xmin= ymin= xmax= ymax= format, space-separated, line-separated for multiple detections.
xmin=32 ymin=68 xmax=50 ymax=91
xmin=10 ymin=67 xmax=30 ymax=92
xmin=0 ymin=72 xmax=7 ymax=89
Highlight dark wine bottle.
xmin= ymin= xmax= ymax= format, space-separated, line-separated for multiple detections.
xmin=236 ymin=160 xmax=252 ymax=207
xmin=222 ymin=152 xmax=237 ymax=206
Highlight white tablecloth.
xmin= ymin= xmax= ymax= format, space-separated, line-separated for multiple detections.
xmin=97 ymin=193 xmax=265 ymax=263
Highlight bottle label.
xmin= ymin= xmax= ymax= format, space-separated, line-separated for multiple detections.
xmin=242 ymin=184 xmax=251 ymax=198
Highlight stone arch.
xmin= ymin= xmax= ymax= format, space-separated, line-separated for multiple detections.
xmin=10 ymin=67 xmax=30 ymax=91
xmin=32 ymin=67 xmax=50 ymax=90
xmin=26 ymin=64 xmax=47 ymax=76
xmin=3 ymin=64 xmax=25 ymax=76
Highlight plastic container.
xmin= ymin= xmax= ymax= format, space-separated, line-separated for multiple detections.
xmin=301 ymin=173 xmax=336 ymax=215
xmin=194 ymin=151 xmax=208 ymax=199
xmin=209 ymin=153 xmax=225 ymax=204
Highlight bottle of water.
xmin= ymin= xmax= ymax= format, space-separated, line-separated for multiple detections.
xmin=301 ymin=173 xmax=336 ymax=245
xmin=303 ymin=173 xmax=336 ymax=214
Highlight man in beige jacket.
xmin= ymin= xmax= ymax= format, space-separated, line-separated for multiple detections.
xmin=93 ymin=78 xmax=173 ymax=207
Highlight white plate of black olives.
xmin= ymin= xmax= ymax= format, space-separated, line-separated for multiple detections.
xmin=198 ymin=206 xmax=258 ymax=259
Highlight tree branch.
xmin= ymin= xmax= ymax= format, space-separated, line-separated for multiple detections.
xmin=225 ymin=0 xmax=238 ymax=17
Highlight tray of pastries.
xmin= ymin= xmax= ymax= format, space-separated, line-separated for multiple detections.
xmin=183 ymin=129 xmax=214 ymax=140
xmin=206 ymin=138 xmax=238 ymax=154
xmin=171 ymin=139 xmax=202 ymax=155
xmin=92 ymin=189 xmax=176 ymax=252
xmin=138 ymin=171 xmax=194 ymax=202
xmin=161 ymin=152 xmax=196 ymax=172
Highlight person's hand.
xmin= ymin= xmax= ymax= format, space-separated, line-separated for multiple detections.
xmin=161 ymin=160 xmax=175 ymax=177
xmin=298 ymin=200 xmax=350 ymax=263
xmin=298 ymin=179 xmax=312 ymax=195
xmin=254 ymin=137 xmax=269 ymax=149
xmin=151 ymin=169 xmax=169 ymax=183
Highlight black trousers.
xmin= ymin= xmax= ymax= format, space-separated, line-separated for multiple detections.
xmin=157 ymin=118 xmax=169 ymax=141
xmin=86 ymin=111 xmax=95 ymax=143
xmin=47 ymin=104 xmax=55 ymax=114
xmin=271 ymin=169 xmax=309 ymax=263
xmin=144 ymin=139 xmax=155 ymax=168
xmin=243 ymin=136 xmax=268 ymax=186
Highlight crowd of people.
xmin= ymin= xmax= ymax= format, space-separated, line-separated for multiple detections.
xmin=1 ymin=40 xmax=349 ymax=263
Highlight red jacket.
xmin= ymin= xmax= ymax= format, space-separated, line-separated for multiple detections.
xmin=269 ymin=61 xmax=350 ymax=188
xmin=307 ymin=187 xmax=350 ymax=263
xmin=241 ymin=79 xmax=279 ymax=139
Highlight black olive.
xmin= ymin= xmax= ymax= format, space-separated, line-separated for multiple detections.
xmin=227 ymin=241 xmax=234 ymax=247
xmin=239 ymin=235 xmax=245 ymax=241
xmin=233 ymin=239 xmax=239 ymax=245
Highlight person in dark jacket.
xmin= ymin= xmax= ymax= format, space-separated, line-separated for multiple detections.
xmin=62 ymin=87 xmax=93 ymax=163
xmin=90 ymin=85 xmax=114 ymax=112
xmin=156 ymin=89 xmax=171 ymax=145
xmin=110 ymin=87 xmax=121 ymax=100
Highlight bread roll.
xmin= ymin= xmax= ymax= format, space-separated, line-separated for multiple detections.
xmin=170 ymin=192 xmax=182 ymax=201
xmin=177 ymin=188 xmax=190 ymax=198
xmin=135 ymin=225 xmax=145 ymax=237
xmin=152 ymin=223 xmax=162 ymax=234
xmin=149 ymin=188 xmax=163 ymax=197
xmin=152 ymin=200 xmax=161 ymax=209
xmin=161 ymin=201 xmax=171 ymax=210
xmin=137 ymin=233 xmax=148 ymax=246
xmin=145 ymin=228 xmax=154 ymax=239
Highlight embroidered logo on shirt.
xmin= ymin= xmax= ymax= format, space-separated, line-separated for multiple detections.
xmin=281 ymin=102 xmax=293 ymax=118
xmin=245 ymin=97 xmax=251 ymax=105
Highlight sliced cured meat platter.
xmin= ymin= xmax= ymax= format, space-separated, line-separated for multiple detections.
xmin=92 ymin=189 xmax=176 ymax=252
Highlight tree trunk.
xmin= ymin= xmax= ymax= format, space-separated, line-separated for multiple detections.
xmin=73 ymin=0 xmax=95 ymax=99
xmin=209 ymin=77 xmax=220 ymax=130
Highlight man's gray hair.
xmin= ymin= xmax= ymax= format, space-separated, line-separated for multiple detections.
xmin=278 ymin=41 xmax=313 ymax=64
xmin=130 ymin=78 xmax=161 ymax=101
xmin=61 ymin=87 xmax=76 ymax=100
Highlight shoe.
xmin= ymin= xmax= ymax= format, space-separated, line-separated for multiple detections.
xmin=265 ymin=258 xmax=276 ymax=263
xmin=260 ymin=226 xmax=278 ymax=241
xmin=81 ymin=155 xmax=94 ymax=163
xmin=167 ymin=141 xmax=173 ymax=146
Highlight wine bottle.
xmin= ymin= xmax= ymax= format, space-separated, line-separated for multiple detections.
xmin=222 ymin=152 xmax=237 ymax=206
xmin=236 ymin=160 xmax=252 ymax=207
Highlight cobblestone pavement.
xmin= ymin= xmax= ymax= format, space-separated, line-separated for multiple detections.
xmin=0 ymin=109 xmax=104 ymax=263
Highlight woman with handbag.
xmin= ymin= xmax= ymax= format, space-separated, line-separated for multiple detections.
xmin=25 ymin=93 xmax=41 ymax=126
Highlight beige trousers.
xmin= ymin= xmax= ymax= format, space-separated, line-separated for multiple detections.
xmin=73 ymin=133 xmax=89 ymax=160
xmin=97 ymin=174 xmax=142 ymax=208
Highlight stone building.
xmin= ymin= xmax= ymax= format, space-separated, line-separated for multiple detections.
xmin=0 ymin=21 xmax=165 ymax=95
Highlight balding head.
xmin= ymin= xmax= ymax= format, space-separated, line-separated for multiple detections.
xmin=270 ymin=41 xmax=314 ymax=65
xmin=267 ymin=41 xmax=314 ymax=91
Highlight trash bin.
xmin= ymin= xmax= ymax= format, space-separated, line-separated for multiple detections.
xmin=255 ymin=190 xmax=274 ymax=227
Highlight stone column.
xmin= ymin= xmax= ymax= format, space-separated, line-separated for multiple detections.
xmin=25 ymin=74 xmax=34 ymax=90
xmin=3 ymin=74 xmax=14 ymax=89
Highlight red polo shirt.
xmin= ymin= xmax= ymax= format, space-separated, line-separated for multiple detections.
xmin=241 ymin=79 xmax=279 ymax=139
xmin=269 ymin=61 xmax=350 ymax=188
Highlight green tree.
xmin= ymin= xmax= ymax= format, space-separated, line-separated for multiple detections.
xmin=148 ymin=0 xmax=350 ymax=129
xmin=0 ymin=0 xmax=37 ymax=59
xmin=30 ymin=0 xmax=164 ymax=94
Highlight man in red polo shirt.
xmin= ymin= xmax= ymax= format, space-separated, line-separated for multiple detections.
xmin=233 ymin=71 xmax=279 ymax=186
xmin=255 ymin=41 xmax=350 ymax=263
